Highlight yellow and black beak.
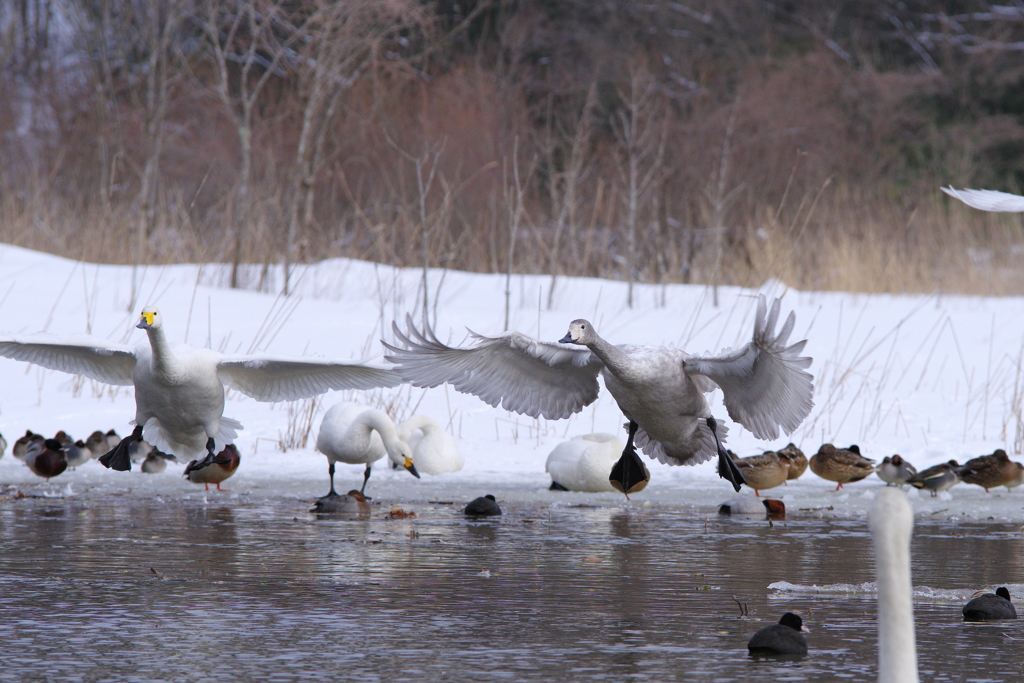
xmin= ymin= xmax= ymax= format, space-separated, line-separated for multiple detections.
xmin=137 ymin=311 xmax=156 ymax=329
xmin=404 ymin=457 xmax=420 ymax=479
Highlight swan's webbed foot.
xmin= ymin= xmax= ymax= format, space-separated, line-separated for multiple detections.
xmin=708 ymin=416 xmax=746 ymax=492
xmin=549 ymin=481 xmax=569 ymax=491
xmin=186 ymin=439 xmax=228 ymax=473
xmin=610 ymin=421 xmax=651 ymax=497
xmin=99 ymin=425 xmax=144 ymax=471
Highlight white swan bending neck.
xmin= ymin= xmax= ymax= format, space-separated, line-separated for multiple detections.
xmin=358 ymin=409 xmax=407 ymax=459
xmin=869 ymin=487 xmax=919 ymax=683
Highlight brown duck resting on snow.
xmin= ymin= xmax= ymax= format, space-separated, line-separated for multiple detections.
xmin=809 ymin=444 xmax=875 ymax=491
xmin=957 ymin=449 xmax=1020 ymax=492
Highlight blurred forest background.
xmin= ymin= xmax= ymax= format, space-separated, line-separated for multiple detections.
xmin=2 ymin=0 xmax=1024 ymax=297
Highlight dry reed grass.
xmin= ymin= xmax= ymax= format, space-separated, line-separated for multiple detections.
xmin=3 ymin=5 xmax=1024 ymax=299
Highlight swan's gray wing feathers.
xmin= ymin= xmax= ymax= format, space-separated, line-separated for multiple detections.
xmin=684 ymin=295 xmax=814 ymax=440
xmin=942 ymin=187 xmax=1024 ymax=212
xmin=0 ymin=334 xmax=136 ymax=385
xmin=383 ymin=315 xmax=603 ymax=420
xmin=217 ymin=355 xmax=401 ymax=402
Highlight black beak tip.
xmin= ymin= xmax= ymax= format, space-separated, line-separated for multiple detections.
xmin=407 ymin=464 xmax=421 ymax=479
xmin=558 ymin=334 xmax=572 ymax=344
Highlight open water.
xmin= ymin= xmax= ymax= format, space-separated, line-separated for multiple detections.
xmin=0 ymin=493 xmax=1022 ymax=682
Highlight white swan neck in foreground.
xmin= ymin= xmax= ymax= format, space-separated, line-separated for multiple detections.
xmin=869 ymin=487 xmax=919 ymax=683
xmin=143 ymin=318 xmax=177 ymax=378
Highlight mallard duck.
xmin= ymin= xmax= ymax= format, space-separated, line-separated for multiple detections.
xmin=385 ymin=295 xmax=814 ymax=496
xmin=316 ymin=403 xmax=420 ymax=499
xmin=140 ymin=448 xmax=177 ymax=474
xmin=776 ymin=443 xmax=807 ymax=480
xmin=1005 ymin=462 xmax=1024 ymax=491
xmin=395 ymin=414 xmax=464 ymax=475
xmin=906 ymin=460 xmax=960 ymax=497
xmin=310 ymin=489 xmax=371 ymax=516
xmin=718 ymin=495 xmax=785 ymax=518
xmin=733 ymin=451 xmax=789 ymax=496
xmin=877 ymin=454 xmax=917 ymax=487
xmin=464 ymin=494 xmax=502 ymax=516
xmin=545 ymin=433 xmax=626 ymax=493
xmin=12 ymin=430 xmax=39 ymax=461
xmin=184 ymin=443 xmax=240 ymax=491
xmin=963 ymin=587 xmax=1018 ymax=621
xmin=0 ymin=306 xmax=401 ymax=472
xmin=84 ymin=431 xmax=108 ymax=459
xmin=957 ymin=449 xmax=1019 ymax=492
xmin=53 ymin=431 xmax=91 ymax=469
xmin=809 ymin=444 xmax=875 ymax=491
xmin=23 ymin=438 xmax=68 ymax=479
xmin=747 ymin=613 xmax=809 ymax=656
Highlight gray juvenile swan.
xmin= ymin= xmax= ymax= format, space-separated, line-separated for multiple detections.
xmin=942 ymin=186 xmax=1024 ymax=212
xmin=870 ymin=487 xmax=920 ymax=683
xmin=0 ymin=306 xmax=401 ymax=471
xmin=384 ymin=295 xmax=813 ymax=494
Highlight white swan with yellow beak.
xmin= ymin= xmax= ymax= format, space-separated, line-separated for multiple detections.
xmin=0 ymin=306 xmax=401 ymax=471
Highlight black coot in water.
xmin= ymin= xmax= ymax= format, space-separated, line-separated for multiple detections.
xmin=963 ymin=587 xmax=1018 ymax=621
xmin=464 ymin=494 xmax=502 ymax=516
xmin=747 ymin=612 xmax=809 ymax=656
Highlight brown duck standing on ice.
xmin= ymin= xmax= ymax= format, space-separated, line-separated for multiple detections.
xmin=776 ymin=443 xmax=807 ymax=480
xmin=184 ymin=444 xmax=240 ymax=491
xmin=809 ymin=444 xmax=875 ymax=491
xmin=957 ymin=449 xmax=1019 ymax=492
xmin=732 ymin=451 xmax=790 ymax=497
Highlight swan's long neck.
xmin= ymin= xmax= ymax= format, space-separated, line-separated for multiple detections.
xmin=398 ymin=415 xmax=436 ymax=441
xmin=361 ymin=410 xmax=407 ymax=461
xmin=584 ymin=334 xmax=628 ymax=374
xmin=146 ymin=327 xmax=180 ymax=378
xmin=870 ymin=488 xmax=919 ymax=683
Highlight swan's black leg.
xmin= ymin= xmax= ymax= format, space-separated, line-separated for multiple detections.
xmin=327 ymin=461 xmax=338 ymax=497
xmin=708 ymin=415 xmax=745 ymax=492
xmin=187 ymin=437 xmax=227 ymax=472
xmin=610 ymin=421 xmax=650 ymax=497
xmin=359 ymin=464 xmax=373 ymax=500
xmin=99 ymin=425 xmax=144 ymax=471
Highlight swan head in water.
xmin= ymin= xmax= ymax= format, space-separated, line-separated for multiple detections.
xmin=136 ymin=306 xmax=163 ymax=331
xmin=559 ymin=319 xmax=596 ymax=346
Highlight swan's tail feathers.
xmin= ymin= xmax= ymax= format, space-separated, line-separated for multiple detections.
xmin=216 ymin=417 xmax=243 ymax=446
xmin=138 ymin=417 xmax=243 ymax=461
xmin=634 ymin=420 xmax=725 ymax=468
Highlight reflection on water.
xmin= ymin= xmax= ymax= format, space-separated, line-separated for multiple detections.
xmin=1 ymin=498 xmax=1023 ymax=682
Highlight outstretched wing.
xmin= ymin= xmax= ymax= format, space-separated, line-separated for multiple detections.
xmin=0 ymin=334 xmax=137 ymax=385
xmin=942 ymin=187 xmax=1024 ymax=213
xmin=684 ymin=295 xmax=813 ymax=440
xmin=383 ymin=315 xmax=603 ymax=420
xmin=217 ymin=355 xmax=401 ymax=402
